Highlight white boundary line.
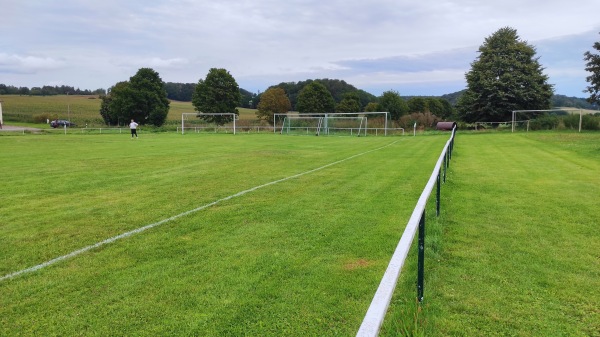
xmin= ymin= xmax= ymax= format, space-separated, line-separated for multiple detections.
xmin=1 ymin=140 xmax=399 ymax=282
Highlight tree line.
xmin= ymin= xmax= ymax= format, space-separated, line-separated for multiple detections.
xmin=0 ymin=84 xmax=106 ymax=96
xmin=8 ymin=27 xmax=600 ymax=128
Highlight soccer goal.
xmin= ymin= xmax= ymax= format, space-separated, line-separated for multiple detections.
xmin=321 ymin=116 xmax=367 ymax=136
xmin=180 ymin=113 xmax=238 ymax=135
xmin=280 ymin=116 xmax=324 ymax=135
xmin=275 ymin=112 xmax=388 ymax=136
xmin=512 ymin=109 xmax=583 ymax=132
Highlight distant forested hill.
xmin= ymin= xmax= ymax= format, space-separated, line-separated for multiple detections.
xmin=3 ymin=80 xmax=596 ymax=111
xmin=439 ymin=90 xmax=596 ymax=109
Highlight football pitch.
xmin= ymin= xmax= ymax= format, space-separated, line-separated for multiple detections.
xmin=1 ymin=131 xmax=598 ymax=336
xmin=0 ymin=133 xmax=449 ymax=335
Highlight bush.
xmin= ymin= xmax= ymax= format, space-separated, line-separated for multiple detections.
xmin=32 ymin=113 xmax=56 ymax=124
xmin=529 ymin=115 xmax=559 ymax=130
xmin=397 ymin=112 xmax=440 ymax=129
xmin=561 ymin=114 xmax=600 ymax=130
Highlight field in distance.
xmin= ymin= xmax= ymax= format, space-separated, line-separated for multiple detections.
xmin=0 ymin=94 xmax=259 ymax=126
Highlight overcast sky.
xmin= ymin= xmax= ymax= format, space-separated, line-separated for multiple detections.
xmin=1 ymin=0 xmax=599 ymax=97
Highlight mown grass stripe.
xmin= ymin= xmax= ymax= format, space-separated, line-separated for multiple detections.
xmin=0 ymin=140 xmax=398 ymax=282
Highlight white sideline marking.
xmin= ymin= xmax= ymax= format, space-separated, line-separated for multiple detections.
xmin=1 ymin=141 xmax=398 ymax=282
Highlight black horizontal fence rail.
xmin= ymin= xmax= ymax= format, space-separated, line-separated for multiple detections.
xmin=357 ymin=127 xmax=457 ymax=337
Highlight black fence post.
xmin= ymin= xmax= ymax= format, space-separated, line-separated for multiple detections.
xmin=417 ymin=210 xmax=425 ymax=302
xmin=436 ymin=172 xmax=441 ymax=217
xmin=443 ymin=150 xmax=447 ymax=183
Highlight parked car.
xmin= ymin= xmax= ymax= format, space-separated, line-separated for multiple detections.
xmin=50 ymin=120 xmax=76 ymax=128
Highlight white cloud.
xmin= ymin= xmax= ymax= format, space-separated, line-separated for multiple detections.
xmin=112 ymin=57 xmax=190 ymax=70
xmin=0 ymin=53 xmax=65 ymax=74
xmin=1 ymin=1 xmax=599 ymax=96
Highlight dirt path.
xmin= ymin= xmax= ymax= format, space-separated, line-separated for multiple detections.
xmin=0 ymin=125 xmax=43 ymax=132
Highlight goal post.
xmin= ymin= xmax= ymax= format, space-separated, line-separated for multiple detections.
xmin=180 ymin=113 xmax=237 ymax=135
xmin=321 ymin=116 xmax=367 ymax=136
xmin=280 ymin=116 xmax=324 ymax=135
xmin=274 ymin=112 xmax=389 ymax=136
xmin=512 ymin=108 xmax=583 ymax=132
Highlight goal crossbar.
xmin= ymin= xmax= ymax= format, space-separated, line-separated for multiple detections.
xmin=274 ymin=112 xmax=389 ymax=136
xmin=511 ymin=108 xmax=583 ymax=132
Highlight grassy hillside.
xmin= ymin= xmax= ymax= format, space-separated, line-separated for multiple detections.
xmin=0 ymin=95 xmax=260 ymax=126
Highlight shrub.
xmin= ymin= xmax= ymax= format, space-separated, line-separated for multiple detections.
xmin=397 ymin=112 xmax=440 ymax=129
xmin=33 ymin=113 xmax=55 ymax=124
xmin=529 ymin=115 xmax=559 ymax=130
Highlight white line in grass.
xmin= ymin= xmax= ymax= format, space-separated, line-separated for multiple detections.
xmin=1 ymin=140 xmax=399 ymax=282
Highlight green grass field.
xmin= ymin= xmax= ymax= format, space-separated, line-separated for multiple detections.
xmin=1 ymin=131 xmax=598 ymax=336
xmin=0 ymin=132 xmax=448 ymax=335
xmin=381 ymin=132 xmax=600 ymax=336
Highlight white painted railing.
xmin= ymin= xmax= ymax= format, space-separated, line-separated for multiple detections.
xmin=356 ymin=127 xmax=457 ymax=336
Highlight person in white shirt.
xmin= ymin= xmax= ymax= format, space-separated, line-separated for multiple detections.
xmin=129 ymin=119 xmax=139 ymax=138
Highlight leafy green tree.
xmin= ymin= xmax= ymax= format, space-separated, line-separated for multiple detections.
xmin=425 ymin=98 xmax=442 ymax=116
xmin=407 ymin=97 xmax=428 ymax=113
xmin=100 ymin=81 xmax=129 ymax=125
xmin=99 ymin=68 xmax=170 ymax=127
xmin=335 ymin=92 xmax=362 ymax=113
xmin=364 ymin=102 xmax=381 ymax=112
xmin=437 ymin=98 xmax=455 ymax=119
xmin=240 ymin=88 xmax=258 ymax=108
xmin=165 ymin=82 xmax=196 ymax=101
xmin=456 ymin=27 xmax=553 ymax=122
xmin=192 ymin=68 xmax=241 ymax=125
xmin=584 ymin=32 xmax=600 ymax=105
xmin=379 ymin=90 xmax=408 ymax=120
xmin=256 ymin=87 xmax=291 ymax=124
xmin=296 ymin=82 xmax=336 ymax=114
xmin=129 ymin=68 xmax=170 ymax=126
xmin=268 ymin=79 xmax=377 ymax=110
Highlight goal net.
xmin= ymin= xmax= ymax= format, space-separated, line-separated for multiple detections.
xmin=321 ymin=116 xmax=367 ymax=136
xmin=512 ymin=108 xmax=583 ymax=132
xmin=280 ymin=115 xmax=367 ymax=136
xmin=180 ymin=113 xmax=237 ymax=135
xmin=280 ymin=116 xmax=324 ymax=135
xmin=276 ymin=112 xmax=388 ymax=136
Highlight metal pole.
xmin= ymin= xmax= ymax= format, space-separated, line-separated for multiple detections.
xmin=443 ymin=151 xmax=447 ymax=183
xmin=436 ymin=171 xmax=441 ymax=217
xmin=512 ymin=111 xmax=515 ymax=132
xmin=417 ymin=210 xmax=425 ymax=302
xmin=579 ymin=109 xmax=582 ymax=132
xmin=385 ymin=112 xmax=388 ymax=136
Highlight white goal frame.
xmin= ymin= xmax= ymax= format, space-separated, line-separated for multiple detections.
xmin=512 ymin=108 xmax=583 ymax=132
xmin=274 ymin=112 xmax=389 ymax=136
xmin=181 ymin=113 xmax=237 ymax=135
xmin=280 ymin=115 xmax=367 ymax=136
xmin=280 ymin=116 xmax=324 ymax=135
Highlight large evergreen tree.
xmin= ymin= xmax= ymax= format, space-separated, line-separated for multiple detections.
xmin=584 ymin=32 xmax=600 ymax=105
xmin=192 ymin=68 xmax=241 ymax=125
xmin=99 ymin=68 xmax=169 ymax=126
xmin=456 ymin=27 xmax=554 ymax=122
